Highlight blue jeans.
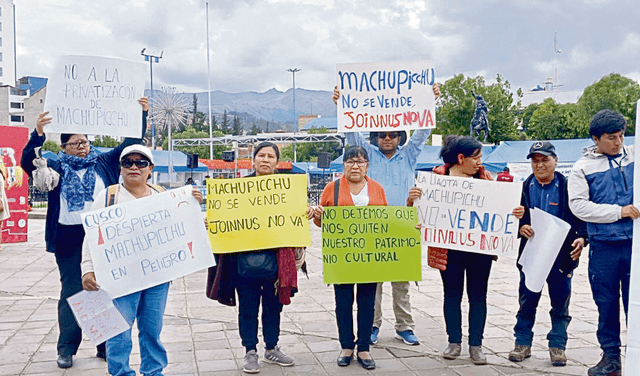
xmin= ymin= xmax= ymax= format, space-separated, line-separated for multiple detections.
xmin=107 ymin=282 xmax=170 ymax=376
xmin=236 ymin=277 xmax=283 ymax=352
xmin=589 ymin=239 xmax=631 ymax=356
xmin=513 ymin=269 xmax=572 ymax=349
xmin=440 ymin=250 xmax=493 ymax=346
xmin=334 ymin=283 xmax=376 ymax=352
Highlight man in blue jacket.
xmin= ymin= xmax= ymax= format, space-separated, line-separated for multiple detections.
xmin=509 ymin=141 xmax=587 ymax=367
xmin=569 ymin=110 xmax=638 ymax=376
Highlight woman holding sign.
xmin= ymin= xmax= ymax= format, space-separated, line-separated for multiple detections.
xmin=207 ymin=142 xmax=304 ymax=374
xmin=81 ymin=145 xmax=203 ymax=376
xmin=428 ymin=136 xmax=524 ymax=365
xmin=311 ymin=146 xmax=386 ymax=370
xmin=20 ymin=99 xmax=149 ymax=369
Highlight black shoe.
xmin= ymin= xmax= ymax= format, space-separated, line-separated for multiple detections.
xmin=357 ymin=355 xmax=376 ymax=370
xmin=57 ymin=354 xmax=73 ymax=369
xmin=588 ymin=354 xmax=621 ymax=376
xmin=96 ymin=350 xmax=106 ymax=360
xmin=337 ymin=353 xmax=353 ymax=367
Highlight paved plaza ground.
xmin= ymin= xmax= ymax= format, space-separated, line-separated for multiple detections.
xmin=0 ymin=214 xmax=627 ymax=375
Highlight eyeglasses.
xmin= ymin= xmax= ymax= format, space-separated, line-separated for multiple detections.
xmin=121 ymin=159 xmax=152 ymax=169
xmin=344 ymin=159 xmax=368 ymax=167
xmin=378 ymin=132 xmax=399 ymax=139
xmin=63 ymin=140 xmax=90 ymax=149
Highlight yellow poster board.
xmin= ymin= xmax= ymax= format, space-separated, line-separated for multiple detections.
xmin=206 ymin=174 xmax=311 ymax=253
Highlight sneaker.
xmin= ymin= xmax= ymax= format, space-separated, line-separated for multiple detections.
xmin=588 ymin=354 xmax=621 ymax=376
xmin=469 ymin=345 xmax=487 ymax=365
xmin=395 ymin=329 xmax=420 ymax=345
xmin=263 ymin=346 xmax=294 ymax=367
xmin=371 ymin=327 xmax=379 ymax=345
xmin=509 ymin=345 xmax=531 ymax=362
xmin=243 ymin=350 xmax=260 ymax=374
xmin=549 ymin=347 xmax=567 ymax=367
xmin=443 ymin=343 xmax=461 ymax=359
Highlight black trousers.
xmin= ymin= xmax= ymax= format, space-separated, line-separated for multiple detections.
xmin=55 ymin=224 xmax=105 ymax=356
xmin=236 ymin=276 xmax=283 ymax=353
xmin=334 ymin=283 xmax=377 ymax=352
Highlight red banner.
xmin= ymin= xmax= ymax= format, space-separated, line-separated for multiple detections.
xmin=1 ymin=126 xmax=29 ymax=243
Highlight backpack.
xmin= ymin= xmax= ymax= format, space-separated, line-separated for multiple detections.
xmin=105 ymin=183 xmax=166 ymax=206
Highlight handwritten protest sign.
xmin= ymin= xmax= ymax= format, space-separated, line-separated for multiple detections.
xmin=321 ymin=206 xmax=421 ymax=284
xmin=67 ymin=289 xmax=129 ymax=345
xmin=44 ymin=55 xmax=147 ymax=138
xmin=206 ymin=174 xmax=311 ymax=253
xmin=336 ymin=61 xmax=436 ymax=133
xmin=82 ymin=186 xmax=215 ymax=298
xmin=415 ymin=171 xmax=522 ymax=257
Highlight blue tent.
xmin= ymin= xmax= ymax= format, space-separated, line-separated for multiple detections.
xmin=293 ymin=162 xmax=340 ymax=175
xmin=482 ymin=137 xmax=636 ymax=172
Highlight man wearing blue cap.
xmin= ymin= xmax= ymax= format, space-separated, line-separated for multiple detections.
xmin=509 ymin=141 xmax=587 ymax=367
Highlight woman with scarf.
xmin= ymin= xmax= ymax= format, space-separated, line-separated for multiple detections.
xmin=428 ymin=135 xmax=524 ymax=365
xmin=20 ymin=98 xmax=148 ymax=369
xmin=207 ymin=141 xmax=306 ymax=374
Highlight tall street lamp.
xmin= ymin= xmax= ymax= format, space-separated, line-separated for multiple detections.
xmin=287 ymin=68 xmax=300 ymax=161
xmin=141 ymin=48 xmax=163 ymax=149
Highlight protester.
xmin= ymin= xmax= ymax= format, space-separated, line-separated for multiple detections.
xmin=509 ymin=141 xmax=587 ymax=366
xmin=429 ymin=135 xmax=524 ymax=365
xmin=496 ymin=166 xmax=514 ymax=182
xmin=207 ymin=141 xmax=304 ymax=374
xmin=81 ymin=145 xmax=202 ymax=376
xmin=568 ymin=110 xmax=637 ymax=376
xmin=0 ymin=168 xmax=9 ymax=251
xmin=331 ymin=83 xmax=440 ymax=346
xmin=20 ymin=99 xmax=148 ymax=369
xmin=310 ymin=146 xmax=384 ymax=370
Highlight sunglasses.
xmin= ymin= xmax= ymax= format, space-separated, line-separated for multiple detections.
xmin=121 ymin=159 xmax=152 ymax=169
xmin=377 ymin=132 xmax=399 ymax=139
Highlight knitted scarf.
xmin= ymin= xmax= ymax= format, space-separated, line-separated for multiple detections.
xmin=58 ymin=147 xmax=99 ymax=212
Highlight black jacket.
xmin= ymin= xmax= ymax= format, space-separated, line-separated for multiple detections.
xmin=21 ymin=112 xmax=147 ymax=253
xmin=518 ymin=171 xmax=588 ymax=274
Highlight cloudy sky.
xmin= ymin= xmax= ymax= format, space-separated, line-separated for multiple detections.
xmin=14 ymin=0 xmax=640 ymax=95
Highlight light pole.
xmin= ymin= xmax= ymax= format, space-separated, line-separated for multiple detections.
xmin=141 ymin=48 xmax=163 ymax=150
xmin=206 ymin=1 xmax=214 ymax=159
xmin=287 ymin=68 xmax=300 ymax=161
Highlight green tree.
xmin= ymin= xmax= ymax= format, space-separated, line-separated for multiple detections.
xmin=161 ymin=126 xmax=229 ymax=159
xmin=526 ymin=98 xmax=578 ymax=140
xmin=435 ymin=74 xmax=522 ymax=143
xmin=248 ymin=123 xmax=262 ymax=135
xmin=91 ymin=135 xmax=119 ymax=148
xmin=574 ymin=73 xmax=640 ymax=137
xmin=191 ymin=94 xmax=198 ymax=127
xmin=518 ymin=102 xmax=540 ymax=135
xmin=233 ymin=115 xmax=242 ymax=135
xmin=280 ymin=127 xmax=342 ymax=162
xmin=42 ymin=140 xmax=60 ymax=153
xmin=221 ymin=110 xmax=230 ymax=134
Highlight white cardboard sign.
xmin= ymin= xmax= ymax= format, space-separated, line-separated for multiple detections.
xmin=415 ymin=171 xmax=522 ymax=257
xmin=44 ymin=55 xmax=147 ymax=138
xmin=67 ymin=289 xmax=129 ymax=346
xmin=336 ymin=61 xmax=436 ymax=133
xmin=82 ymin=186 xmax=215 ymax=298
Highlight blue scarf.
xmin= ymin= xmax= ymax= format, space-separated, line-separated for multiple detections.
xmin=58 ymin=148 xmax=99 ymax=212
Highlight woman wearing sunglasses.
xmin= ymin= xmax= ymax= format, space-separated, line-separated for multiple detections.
xmin=81 ymin=144 xmax=203 ymax=376
xmin=20 ymin=99 xmax=149 ymax=369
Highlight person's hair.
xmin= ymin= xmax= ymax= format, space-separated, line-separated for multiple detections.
xmin=60 ymin=133 xmax=88 ymax=146
xmin=439 ymin=135 xmax=482 ymax=165
xmin=253 ymin=142 xmax=280 ymax=160
xmin=343 ymin=146 xmax=369 ymax=162
xmin=503 ymin=167 xmax=510 ymax=172
xmin=589 ymin=110 xmax=627 ymax=139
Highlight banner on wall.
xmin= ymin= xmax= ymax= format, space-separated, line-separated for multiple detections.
xmin=335 ymin=61 xmax=436 ymax=133
xmin=206 ymin=174 xmax=311 ymax=253
xmin=44 ymin=55 xmax=147 ymax=138
xmin=321 ymin=206 xmax=421 ymax=284
xmin=414 ymin=171 xmax=522 ymax=257
xmin=0 ymin=126 xmax=29 ymax=243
